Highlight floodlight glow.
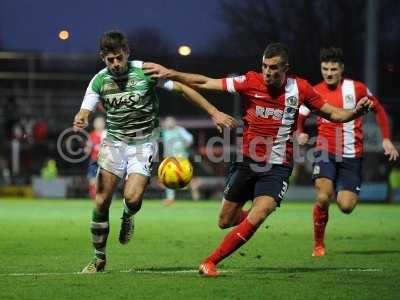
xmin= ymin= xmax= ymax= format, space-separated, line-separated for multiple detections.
xmin=178 ymin=45 xmax=191 ymax=56
xmin=58 ymin=30 xmax=70 ymax=41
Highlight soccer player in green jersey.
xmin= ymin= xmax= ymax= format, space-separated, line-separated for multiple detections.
xmin=73 ymin=30 xmax=236 ymax=273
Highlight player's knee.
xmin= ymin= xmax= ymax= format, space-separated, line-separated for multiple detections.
xmin=251 ymin=205 xmax=275 ymax=226
xmin=124 ymin=188 xmax=145 ymax=203
xmin=124 ymin=189 xmax=144 ymax=213
xmin=218 ymin=220 xmax=230 ymax=229
xmin=337 ymin=193 xmax=358 ymax=214
xmin=338 ymin=203 xmax=356 ymax=214
xmin=316 ymin=192 xmax=331 ymax=206
xmin=218 ymin=214 xmax=234 ymax=229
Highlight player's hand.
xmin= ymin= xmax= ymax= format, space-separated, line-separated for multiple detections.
xmin=143 ymin=62 xmax=171 ymax=79
xmin=382 ymin=138 xmax=399 ymax=161
xmin=210 ymin=110 xmax=237 ymax=133
xmin=73 ymin=111 xmax=89 ymax=131
xmin=296 ymin=132 xmax=310 ymax=145
xmin=354 ymin=97 xmax=373 ymax=116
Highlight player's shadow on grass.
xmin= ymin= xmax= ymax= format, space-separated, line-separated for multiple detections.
xmin=126 ymin=267 xmax=346 ymax=273
xmin=240 ymin=267 xmax=362 ymax=273
xmin=238 ymin=267 xmax=382 ymax=274
xmin=118 ymin=266 xmax=383 ymax=276
xmin=336 ymin=250 xmax=400 ymax=255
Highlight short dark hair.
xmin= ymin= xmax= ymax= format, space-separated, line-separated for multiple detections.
xmin=320 ymin=47 xmax=344 ymax=64
xmin=100 ymin=30 xmax=129 ymax=54
xmin=263 ymin=42 xmax=289 ymax=64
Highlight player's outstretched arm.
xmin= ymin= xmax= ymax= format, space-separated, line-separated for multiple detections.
xmin=172 ymin=81 xmax=236 ymax=133
xmin=369 ymin=98 xmax=399 ymax=161
xmin=143 ymin=62 xmax=223 ymax=91
xmin=315 ymin=97 xmax=373 ymax=123
xmin=73 ymin=109 xmax=91 ymax=130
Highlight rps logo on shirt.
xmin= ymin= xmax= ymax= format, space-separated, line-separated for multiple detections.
xmin=255 ymin=105 xmax=298 ymax=120
xmin=256 ymin=106 xmax=283 ymax=120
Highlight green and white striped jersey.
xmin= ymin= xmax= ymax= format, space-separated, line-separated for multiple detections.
xmin=81 ymin=60 xmax=173 ymax=144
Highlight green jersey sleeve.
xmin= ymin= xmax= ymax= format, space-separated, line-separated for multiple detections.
xmin=81 ymin=71 xmax=105 ymax=111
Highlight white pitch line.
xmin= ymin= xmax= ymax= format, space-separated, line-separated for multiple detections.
xmin=346 ymin=268 xmax=383 ymax=272
xmin=0 ymin=268 xmax=383 ymax=277
xmin=0 ymin=269 xmax=201 ymax=277
xmin=0 ymin=272 xmax=80 ymax=277
xmin=120 ymin=269 xmax=200 ymax=274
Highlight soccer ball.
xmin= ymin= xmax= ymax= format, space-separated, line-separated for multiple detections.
xmin=158 ymin=156 xmax=193 ymax=189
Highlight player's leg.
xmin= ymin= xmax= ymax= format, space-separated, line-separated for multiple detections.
xmin=81 ymin=141 xmax=126 ymax=273
xmin=311 ymin=151 xmax=336 ymax=257
xmin=163 ymin=188 xmax=175 ymax=205
xmin=119 ymin=173 xmax=149 ymax=244
xmin=87 ymin=160 xmax=99 ymax=200
xmin=217 ymin=194 xmax=279 ymax=253
xmin=82 ymin=168 xmax=120 ymax=273
xmin=189 ymin=177 xmax=201 ymax=201
xmin=218 ymin=160 xmax=254 ymax=229
xmin=88 ymin=178 xmax=97 ymax=200
xmin=218 ymin=199 xmax=247 ymax=229
xmin=200 ymin=196 xmax=276 ymax=276
xmin=199 ymin=163 xmax=290 ymax=277
xmin=199 ymin=160 xmax=255 ymax=276
xmin=336 ymin=157 xmax=362 ymax=214
xmin=119 ymin=141 xmax=155 ymax=244
xmin=336 ymin=191 xmax=358 ymax=213
xmin=312 ymin=178 xmax=335 ymax=256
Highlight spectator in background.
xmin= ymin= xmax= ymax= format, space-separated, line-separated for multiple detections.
xmin=33 ymin=120 xmax=49 ymax=143
xmin=0 ymin=157 xmax=11 ymax=186
xmin=84 ymin=116 xmax=106 ymax=199
xmin=388 ymin=164 xmax=400 ymax=203
xmin=3 ymin=96 xmax=18 ymax=140
xmin=40 ymin=158 xmax=58 ymax=180
xmin=161 ymin=116 xmax=200 ymax=204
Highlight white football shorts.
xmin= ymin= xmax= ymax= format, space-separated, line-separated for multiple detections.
xmin=97 ymin=140 xmax=157 ymax=179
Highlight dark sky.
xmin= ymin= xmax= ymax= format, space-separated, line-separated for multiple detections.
xmin=0 ymin=0 xmax=226 ymax=54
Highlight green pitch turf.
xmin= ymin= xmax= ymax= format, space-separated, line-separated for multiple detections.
xmin=0 ymin=199 xmax=399 ymax=300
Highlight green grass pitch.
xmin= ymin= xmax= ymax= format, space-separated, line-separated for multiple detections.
xmin=0 ymin=199 xmax=399 ymax=299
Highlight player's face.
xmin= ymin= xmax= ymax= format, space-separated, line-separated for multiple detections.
xmin=321 ymin=62 xmax=344 ymax=86
xmin=262 ymin=56 xmax=289 ymax=88
xmin=102 ymin=49 xmax=129 ymax=76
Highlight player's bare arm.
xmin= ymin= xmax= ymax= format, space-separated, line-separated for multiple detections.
xmin=382 ymin=139 xmax=399 ymax=161
xmin=73 ymin=109 xmax=91 ymax=130
xmin=144 ymin=62 xmax=223 ymax=91
xmin=172 ymin=81 xmax=236 ymax=133
xmin=315 ymin=97 xmax=373 ymax=123
xmin=296 ymin=132 xmax=310 ymax=145
xmin=370 ymin=97 xmax=399 ymax=161
xmin=295 ymin=107 xmax=311 ymax=145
